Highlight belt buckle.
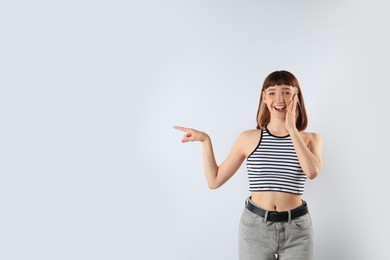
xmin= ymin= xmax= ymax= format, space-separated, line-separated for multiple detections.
xmin=267 ymin=211 xmax=279 ymax=222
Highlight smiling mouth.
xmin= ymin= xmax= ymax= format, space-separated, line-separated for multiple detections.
xmin=274 ymin=105 xmax=286 ymax=111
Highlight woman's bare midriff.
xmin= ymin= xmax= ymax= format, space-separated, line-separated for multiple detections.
xmin=251 ymin=191 xmax=303 ymax=211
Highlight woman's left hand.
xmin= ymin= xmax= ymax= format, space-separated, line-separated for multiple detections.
xmin=286 ymin=93 xmax=298 ymax=131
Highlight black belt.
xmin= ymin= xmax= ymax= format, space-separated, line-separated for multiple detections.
xmin=245 ymin=198 xmax=308 ymax=222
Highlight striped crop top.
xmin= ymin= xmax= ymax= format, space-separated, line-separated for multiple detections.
xmin=246 ymin=127 xmax=307 ymax=195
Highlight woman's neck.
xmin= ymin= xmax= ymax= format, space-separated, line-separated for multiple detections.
xmin=267 ymin=120 xmax=288 ymax=136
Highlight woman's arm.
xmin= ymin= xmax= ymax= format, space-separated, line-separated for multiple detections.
xmin=174 ymin=126 xmax=246 ymax=189
xmin=286 ymin=94 xmax=323 ymax=179
xmin=288 ymin=129 xmax=322 ymax=179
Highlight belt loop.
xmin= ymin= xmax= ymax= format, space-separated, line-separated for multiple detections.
xmin=246 ymin=197 xmax=251 ymax=206
xmin=264 ymin=211 xmax=269 ymax=223
xmin=287 ymin=210 xmax=292 ymax=224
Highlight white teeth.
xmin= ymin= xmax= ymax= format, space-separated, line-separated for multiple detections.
xmin=274 ymin=106 xmax=285 ymax=110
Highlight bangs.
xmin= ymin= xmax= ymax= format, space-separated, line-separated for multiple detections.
xmin=263 ymin=71 xmax=298 ymax=89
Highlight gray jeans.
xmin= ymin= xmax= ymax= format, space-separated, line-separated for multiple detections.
xmin=238 ymin=199 xmax=314 ymax=260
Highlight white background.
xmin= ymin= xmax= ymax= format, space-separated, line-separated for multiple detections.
xmin=1 ymin=0 xmax=389 ymax=259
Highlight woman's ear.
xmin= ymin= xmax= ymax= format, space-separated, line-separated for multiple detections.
xmin=262 ymin=91 xmax=266 ymax=103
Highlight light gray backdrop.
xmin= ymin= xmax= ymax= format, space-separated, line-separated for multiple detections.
xmin=1 ymin=0 xmax=389 ymax=259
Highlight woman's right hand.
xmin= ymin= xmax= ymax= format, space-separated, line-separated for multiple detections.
xmin=173 ymin=125 xmax=209 ymax=143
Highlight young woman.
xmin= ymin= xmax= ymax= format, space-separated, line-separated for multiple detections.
xmin=174 ymin=70 xmax=322 ymax=260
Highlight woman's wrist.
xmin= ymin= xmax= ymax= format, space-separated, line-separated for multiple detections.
xmin=287 ymin=125 xmax=299 ymax=135
xmin=201 ymin=133 xmax=210 ymax=142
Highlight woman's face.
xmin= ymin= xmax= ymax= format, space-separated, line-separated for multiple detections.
xmin=262 ymin=84 xmax=297 ymax=116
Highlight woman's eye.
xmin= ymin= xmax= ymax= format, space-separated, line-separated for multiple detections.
xmin=283 ymin=92 xmax=291 ymax=95
xmin=269 ymin=92 xmax=275 ymax=95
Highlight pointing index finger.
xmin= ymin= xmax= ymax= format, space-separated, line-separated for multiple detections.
xmin=173 ymin=125 xmax=189 ymax=132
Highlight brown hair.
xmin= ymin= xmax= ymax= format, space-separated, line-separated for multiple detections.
xmin=256 ymin=70 xmax=308 ymax=131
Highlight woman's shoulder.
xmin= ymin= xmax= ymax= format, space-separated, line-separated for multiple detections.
xmin=239 ymin=129 xmax=262 ymax=138
xmin=236 ymin=129 xmax=262 ymax=156
xmin=236 ymin=129 xmax=262 ymax=145
xmin=300 ymin=131 xmax=321 ymax=144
